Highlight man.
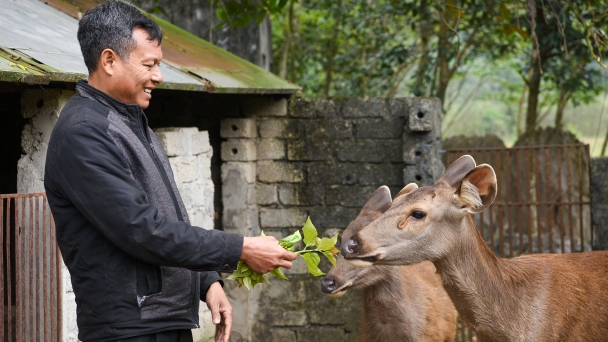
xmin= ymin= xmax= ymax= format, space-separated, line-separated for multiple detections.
xmin=44 ymin=2 xmax=296 ymax=342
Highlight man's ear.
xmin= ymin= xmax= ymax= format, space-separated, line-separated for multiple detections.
xmin=457 ymin=164 xmax=497 ymax=213
xmin=440 ymin=155 xmax=477 ymax=188
xmin=97 ymin=49 xmax=118 ymax=76
xmin=394 ymin=183 xmax=418 ymax=200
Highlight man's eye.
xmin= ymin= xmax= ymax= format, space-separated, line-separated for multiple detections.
xmin=411 ymin=210 xmax=426 ymax=219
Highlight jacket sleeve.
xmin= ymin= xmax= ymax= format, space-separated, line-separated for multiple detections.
xmin=200 ymin=272 xmax=224 ymax=301
xmin=47 ymin=119 xmax=243 ymax=272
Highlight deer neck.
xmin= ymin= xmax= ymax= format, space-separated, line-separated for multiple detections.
xmin=432 ymin=215 xmax=530 ymax=339
xmin=361 ymin=268 xmax=420 ymax=342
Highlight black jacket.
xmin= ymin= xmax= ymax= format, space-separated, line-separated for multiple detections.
xmin=44 ymin=81 xmax=243 ymax=341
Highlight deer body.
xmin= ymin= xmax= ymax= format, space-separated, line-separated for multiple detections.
xmin=361 ymin=261 xmax=457 ymax=342
xmin=321 ymin=186 xmax=457 ymax=342
xmin=342 ymin=156 xmax=608 ymax=341
xmin=436 ymin=216 xmax=608 ymax=341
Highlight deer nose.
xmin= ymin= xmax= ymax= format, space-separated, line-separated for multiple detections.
xmin=341 ymin=237 xmax=359 ymax=256
xmin=321 ymin=275 xmax=336 ymax=294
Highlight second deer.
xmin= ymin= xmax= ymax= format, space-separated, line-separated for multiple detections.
xmin=342 ymin=155 xmax=608 ymax=341
xmin=321 ymin=186 xmax=457 ymax=342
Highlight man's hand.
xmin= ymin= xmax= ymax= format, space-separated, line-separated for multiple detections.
xmin=206 ymin=282 xmax=232 ymax=342
xmin=240 ymin=236 xmax=298 ymax=274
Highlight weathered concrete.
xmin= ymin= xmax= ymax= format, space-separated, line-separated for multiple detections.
xmin=155 ymin=127 xmax=215 ymax=230
xmin=18 ymin=88 xmax=73 ymax=193
xmin=591 ymin=157 xmax=608 ymax=250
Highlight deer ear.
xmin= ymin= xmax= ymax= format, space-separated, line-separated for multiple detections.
xmin=440 ymin=155 xmax=477 ymax=188
xmin=395 ymin=183 xmax=418 ymax=199
xmin=457 ymin=164 xmax=497 ymax=213
xmin=358 ymin=186 xmax=392 ymax=219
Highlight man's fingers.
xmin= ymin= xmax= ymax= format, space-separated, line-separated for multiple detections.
xmin=223 ymin=309 xmax=232 ymax=342
xmin=285 ymin=251 xmax=297 ymax=261
xmin=211 ymin=305 xmax=221 ymax=324
xmin=279 ymin=259 xmax=294 ymax=269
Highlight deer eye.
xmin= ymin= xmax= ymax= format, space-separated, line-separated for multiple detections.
xmin=411 ymin=210 xmax=426 ymax=219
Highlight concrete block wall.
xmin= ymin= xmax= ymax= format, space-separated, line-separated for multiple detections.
xmin=18 ymin=88 xmax=74 ymax=193
xmin=591 ymin=157 xmax=608 ymax=250
xmin=220 ymin=97 xmax=442 ymax=341
xmin=155 ymin=127 xmax=215 ymax=230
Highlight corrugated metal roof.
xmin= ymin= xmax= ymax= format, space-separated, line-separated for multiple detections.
xmin=0 ymin=0 xmax=300 ymax=94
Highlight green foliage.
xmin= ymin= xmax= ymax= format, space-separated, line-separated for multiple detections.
xmin=227 ymin=217 xmax=339 ymax=290
xmin=212 ymin=0 xmax=289 ymax=29
xmin=208 ymin=0 xmax=607 ymax=142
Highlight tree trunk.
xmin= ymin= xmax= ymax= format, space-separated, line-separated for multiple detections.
xmin=412 ymin=0 xmax=430 ymax=97
xmin=436 ymin=11 xmax=450 ymax=106
xmin=278 ymin=1 xmax=295 ymax=79
xmin=323 ymin=1 xmax=342 ymax=98
xmin=554 ymin=90 xmax=572 ymax=131
xmin=517 ymin=84 xmax=528 ymax=137
xmin=524 ymin=50 xmax=542 ymax=137
xmin=602 ymin=127 xmax=608 ymax=156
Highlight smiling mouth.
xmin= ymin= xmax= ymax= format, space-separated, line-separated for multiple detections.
xmin=144 ymin=89 xmax=152 ymax=94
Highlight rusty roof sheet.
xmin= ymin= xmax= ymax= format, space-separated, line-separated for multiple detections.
xmin=0 ymin=0 xmax=300 ymax=94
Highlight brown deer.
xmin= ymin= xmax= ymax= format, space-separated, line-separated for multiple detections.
xmin=321 ymin=186 xmax=457 ymax=342
xmin=342 ymin=155 xmax=608 ymax=341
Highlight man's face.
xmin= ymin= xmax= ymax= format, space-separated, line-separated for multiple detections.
xmin=112 ymin=28 xmax=163 ymax=109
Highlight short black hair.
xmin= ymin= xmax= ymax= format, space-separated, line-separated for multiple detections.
xmin=77 ymin=1 xmax=163 ymax=73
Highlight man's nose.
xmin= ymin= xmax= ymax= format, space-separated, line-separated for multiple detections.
xmin=152 ymin=66 xmax=163 ymax=84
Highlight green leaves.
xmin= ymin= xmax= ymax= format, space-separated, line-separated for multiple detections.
xmin=212 ymin=0 xmax=292 ymax=29
xmin=302 ymin=217 xmax=317 ymax=247
xmin=279 ymin=230 xmax=301 ymax=251
xmin=228 ymin=216 xmax=339 ymax=290
xmin=301 ymin=253 xmax=324 ymax=276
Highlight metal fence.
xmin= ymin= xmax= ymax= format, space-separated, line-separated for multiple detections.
xmin=1 ymin=193 xmax=62 ymax=342
xmin=445 ymin=144 xmax=591 ymax=342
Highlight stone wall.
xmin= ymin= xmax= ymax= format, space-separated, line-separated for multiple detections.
xmin=18 ymin=88 xmax=73 ymax=193
xmin=220 ymin=97 xmax=442 ymax=341
xmin=155 ymin=127 xmax=215 ymax=230
xmin=591 ymin=157 xmax=608 ymax=250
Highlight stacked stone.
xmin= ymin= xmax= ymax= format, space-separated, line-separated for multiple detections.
xmin=155 ymin=127 xmax=215 ymax=230
xmin=220 ymin=96 xmax=442 ymax=342
xmin=591 ymin=157 xmax=608 ymax=251
xmin=402 ymin=97 xmax=444 ymax=186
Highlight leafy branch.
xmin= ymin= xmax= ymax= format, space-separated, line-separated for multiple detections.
xmin=227 ymin=217 xmax=339 ymax=290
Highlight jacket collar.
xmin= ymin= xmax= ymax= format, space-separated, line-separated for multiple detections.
xmin=75 ymin=80 xmax=142 ymax=120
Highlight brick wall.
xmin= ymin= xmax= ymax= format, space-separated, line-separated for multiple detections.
xmin=220 ymin=97 xmax=442 ymax=341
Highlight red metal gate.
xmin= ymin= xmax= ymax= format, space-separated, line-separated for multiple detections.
xmin=445 ymin=144 xmax=591 ymax=341
xmin=1 ymin=193 xmax=62 ymax=342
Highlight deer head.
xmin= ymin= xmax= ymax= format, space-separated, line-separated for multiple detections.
xmin=341 ymin=155 xmax=497 ymax=267
xmin=320 ymin=186 xmax=392 ymax=297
